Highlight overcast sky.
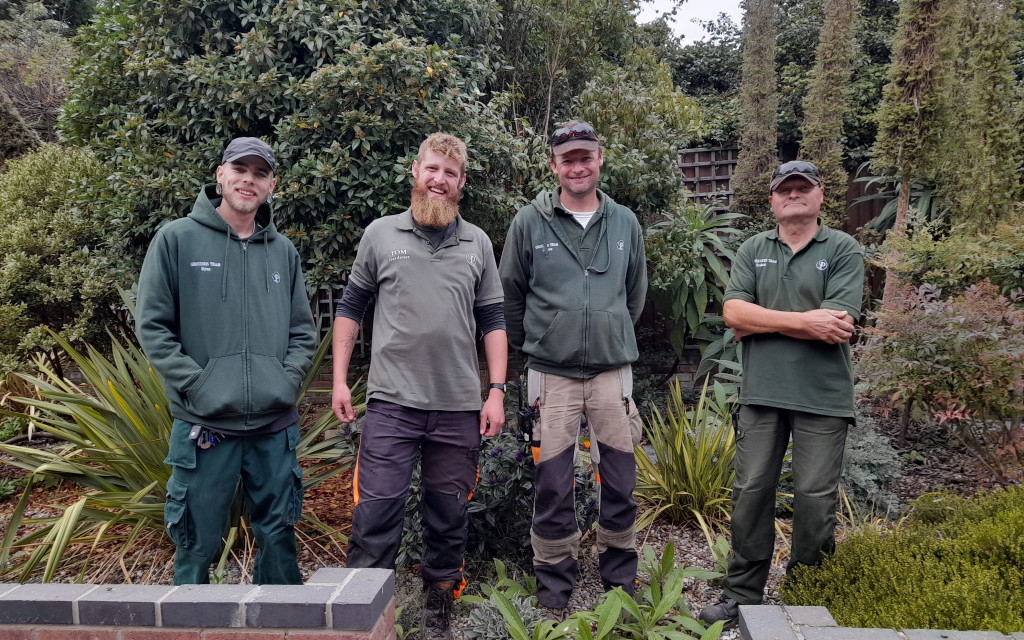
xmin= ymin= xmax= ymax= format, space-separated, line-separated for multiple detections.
xmin=635 ymin=0 xmax=743 ymax=44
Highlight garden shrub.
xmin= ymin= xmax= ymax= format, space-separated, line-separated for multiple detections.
xmin=875 ymin=220 xmax=1024 ymax=296
xmin=0 ymin=143 xmax=121 ymax=378
xmin=855 ymin=281 xmax=1024 ymax=458
xmin=782 ymin=486 xmax=1024 ymax=633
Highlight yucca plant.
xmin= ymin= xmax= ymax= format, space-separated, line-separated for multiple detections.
xmin=634 ymin=377 xmax=735 ymax=548
xmin=0 ymin=327 xmax=361 ymax=582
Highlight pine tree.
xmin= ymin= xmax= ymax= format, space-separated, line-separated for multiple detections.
xmin=732 ymin=0 xmax=779 ymax=224
xmin=798 ymin=0 xmax=859 ymax=229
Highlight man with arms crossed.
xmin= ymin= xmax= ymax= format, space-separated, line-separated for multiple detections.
xmin=137 ymin=137 xmax=317 ymax=585
xmin=499 ymin=120 xmax=648 ymax=616
xmin=332 ymin=133 xmax=507 ymax=640
xmin=699 ymin=160 xmax=864 ymax=626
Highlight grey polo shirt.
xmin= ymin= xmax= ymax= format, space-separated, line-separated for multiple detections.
xmin=348 ymin=210 xmax=503 ymax=411
xmin=724 ymin=222 xmax=864 ymax=417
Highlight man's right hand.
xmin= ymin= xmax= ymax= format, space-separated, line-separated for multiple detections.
xmin=332 ymin=383 xmax=358 ymax=423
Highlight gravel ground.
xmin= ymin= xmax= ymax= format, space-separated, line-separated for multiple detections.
xmin=390 ymin=520 xmax=788 ymax=640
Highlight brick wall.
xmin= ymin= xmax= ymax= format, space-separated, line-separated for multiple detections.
xmin=0 ymin=569 xmax=395 ymax=640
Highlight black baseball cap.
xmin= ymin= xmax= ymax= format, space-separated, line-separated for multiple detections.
xmin=770 ymin=161 xmax=822 ymax=191
xmin=222 ymin=137 xmax=276 ymax=171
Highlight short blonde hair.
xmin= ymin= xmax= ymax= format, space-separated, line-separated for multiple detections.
xmin=417 ymin=133 xmax=468 ymax=174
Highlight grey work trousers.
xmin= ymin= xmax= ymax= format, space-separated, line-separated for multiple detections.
xmin=723 ymin=405 xmax=850 ymax=604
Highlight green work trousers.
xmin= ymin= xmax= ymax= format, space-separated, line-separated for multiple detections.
xmin=163 ymin=419 xmax=305 ymax=585
xmin=723 ymin=405 xmax=850 ymax=604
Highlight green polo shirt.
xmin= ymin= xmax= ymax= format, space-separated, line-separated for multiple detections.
xmin=724 ymin=222 xmax=864 ymax=417
xmin=349 ymin=210 xmax=503 ymax=411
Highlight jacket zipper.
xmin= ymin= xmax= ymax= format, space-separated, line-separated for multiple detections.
xmin=241 ymin=239 xmax=250 ymax=426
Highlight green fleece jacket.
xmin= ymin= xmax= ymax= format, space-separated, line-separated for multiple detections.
xmin=499 ymin=188 xmax=648 ymax=378
xmin=136 ymin=184 xmax=317 ymax=432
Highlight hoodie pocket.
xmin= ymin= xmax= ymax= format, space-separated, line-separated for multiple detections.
xmin=249 ymin=354 xmax=300 ymax=414
xmin=534 ymin=310 xmax=583 ymax=364
xmin=186 ymin=354 xmax=246 ymax=417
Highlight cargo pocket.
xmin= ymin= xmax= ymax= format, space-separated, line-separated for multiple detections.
xmin=163 ymin=476 xmax=193 ymax=548
xmin=626 ymin=397 xmax=644 ymax=448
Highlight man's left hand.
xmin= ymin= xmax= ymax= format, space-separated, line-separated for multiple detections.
xmin=480 ymin=394 xmax=505 ymax=437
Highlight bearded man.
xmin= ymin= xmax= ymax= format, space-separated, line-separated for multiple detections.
xmin=332 ymin=133 xmax=507 ymax=640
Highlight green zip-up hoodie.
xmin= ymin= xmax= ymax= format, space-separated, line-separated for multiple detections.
xmin=499 ymin=188 xmax=648 ymax=379
xmin=136 ymin=184 xmax=317 ymax=432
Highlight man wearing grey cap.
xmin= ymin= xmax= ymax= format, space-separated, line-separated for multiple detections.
xmin=499 ymin=120 xmax=647 ymax=616
xmin=137 ymin=137 xmax=317 ymax=584
xmin=698 ymin=160 xmax=864 ymax=627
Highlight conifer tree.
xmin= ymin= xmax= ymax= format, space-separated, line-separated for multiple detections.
xmin=942 ymin=0 xmax=1022 ymax=230
xmin=871 ymin=0 xmax=956 ymax=306
xmin=798 ymin=0 xmax=859 ymax=229
xmin=732 ymin=0 xmax=779 ymax=224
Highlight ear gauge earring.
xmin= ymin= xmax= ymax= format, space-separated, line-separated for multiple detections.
xmin=215 ymin=183 xmax=223 ymax=195
xmin=266 ymin=194 xmax=274 ymax=204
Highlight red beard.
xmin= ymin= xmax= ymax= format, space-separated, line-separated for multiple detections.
xmin=410 ymin=181 xmax=460 ymax=228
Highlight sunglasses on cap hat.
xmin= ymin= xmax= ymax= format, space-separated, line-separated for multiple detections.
xmin=550 ymin=121 xmax=600 ymax=151
xmin=770 ymin=161 xmax=822 ymax=191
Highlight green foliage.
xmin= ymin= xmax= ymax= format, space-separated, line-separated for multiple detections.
xmin=939 ymin=0 xmax=1023 ymax=230
xmin=645 ymin=202 xmax=744 ymax=355
xmin=0 ymin=328 xmax=360 ymax=582
xmin=0 ymin=143 xmax=121 ymax=378
xmin=634 ymin=378 xmax=735 ymax=547
xmin=464 ymin=593 xmax=543 ymax=640
xmin=488 ymin=542 xmax=724 ymax=640
xmin=0 ymin=415 xmax=29 ymax=441
xmin=494 ymin=0 xmax=639 ymax=137
xmin=856 ymin=281 xmax=1024 ymax=424
xmin=0 ymin=2 xmax=72 ymax=142
xmin=782 ymin=486 xmax=1024 ymax=633
xmin=732 ymin=0 xmax=779 ymax=224
xmin=797 ymin=0 xmax=857 ymax=228
xmin=572 ymin=46 xmax=704 ymax=222
xmin=838 ymin=412 xmax=903 ymax=514
xmin=0 ymin=90 xmax=39 ymax=165
xmin=874 ymin=220 xmax=1024 ymax=295
xmin=0 ymin=478 xmax=19 ymax=501
xmin=60 ymin=0 xmax=532 ymax=288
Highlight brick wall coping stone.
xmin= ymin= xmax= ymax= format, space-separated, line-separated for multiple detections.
xmin=739 ymin=605 xmax=1023 ymax=640
xmin=0 ymin=567 xmax=393 ymax=631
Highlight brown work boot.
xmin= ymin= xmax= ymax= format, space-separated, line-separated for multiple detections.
xmin=421 ymin=581 xmax=456 ymax=640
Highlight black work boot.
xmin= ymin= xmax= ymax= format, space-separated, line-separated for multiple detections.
xmin=421 ymin=581 xmax=456 ymax=640
xmin=697 ymin=597 xmax=740 ymax=628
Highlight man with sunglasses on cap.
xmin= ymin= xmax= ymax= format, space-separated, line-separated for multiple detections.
xmin=499 ymin=120 xmax=647 ymax=617
xmin=137 ymin=137 xmax=317 ymax=585
xmin=698 ymin=160 xmax=864 ymax=627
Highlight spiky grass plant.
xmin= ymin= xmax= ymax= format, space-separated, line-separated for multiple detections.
xmin=634 ymin=377 xmax=735 ymax=548
xmin=0 ymin=328 xmax=361 ymax=582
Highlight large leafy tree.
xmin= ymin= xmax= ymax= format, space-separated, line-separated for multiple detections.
xmin=61 ymin=0 xmax=532 ymax=290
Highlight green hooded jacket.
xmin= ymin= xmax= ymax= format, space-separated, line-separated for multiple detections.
xmin=136 ymin=184 xmax=317 ymax=432
xmin=500 ymin=188 xmax=648 ymax=379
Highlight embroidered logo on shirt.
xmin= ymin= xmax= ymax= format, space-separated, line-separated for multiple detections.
xmin=466 ymin=254 xmax=478 ymax=266
xmin=617 ymin=240 xmax=624 ymax=251
xmin=816 ymin=260 xmax=829 ymax=271
xmin=754 ymin=258 xmax=778 ymax=268
xmin=190 ymin=261 xmax=222 ymax=272
xmin=534 ymin=242 xmax=560 ymax=252
xmin=272 ymin=272 xmax=281 ymax=283
xmin=387 ymin=249 xmax=410 ymax=262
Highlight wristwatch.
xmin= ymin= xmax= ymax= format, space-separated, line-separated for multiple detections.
xmin=488 ymin=382 xmax=507 ymax=393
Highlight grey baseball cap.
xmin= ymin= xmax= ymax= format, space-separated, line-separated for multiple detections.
xmin=222 ymin=137 xmax=275 ymax=171
xmin=770 ymin=160 xmax=822 ymax=191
